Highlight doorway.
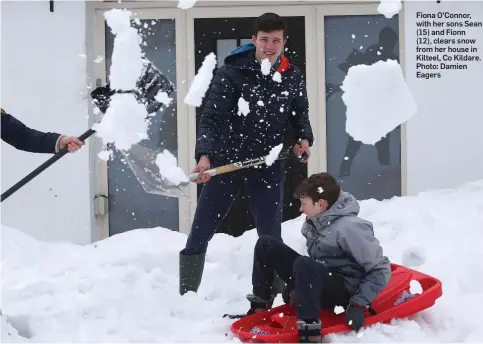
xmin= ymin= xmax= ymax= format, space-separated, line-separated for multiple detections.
xmin=193 ymin=16 xmax=308 ymax=237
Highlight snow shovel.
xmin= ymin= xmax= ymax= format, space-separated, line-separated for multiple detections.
xmin=120 ymin=144 xmax=308 ymax=198
xmin=0 ymin=61 xmax=174 ymax=203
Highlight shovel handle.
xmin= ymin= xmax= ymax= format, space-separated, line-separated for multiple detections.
xmin=187 ymin=150 xmax=308 ymax=182
xmin=1 ymin=129 xmax=96 ymax=202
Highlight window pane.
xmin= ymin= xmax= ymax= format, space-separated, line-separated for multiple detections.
xmin=104 ymin=19 xmax=179 ymax=235
xmin=216 ymin=39 xmax=237 ymax=67
xmin=324 ymin=14 xmax=402 ymax=201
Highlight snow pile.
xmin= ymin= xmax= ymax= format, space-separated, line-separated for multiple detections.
xmin=341 ymin=59 xmax=418 ymax=145
xmin=2 ymin=179 xmax=483 ymax=342
xmin=378 ymin=0 xmax=402 ymax=19
xmin=177 ymin=0 xmax=197 ymax=9
xmin=184 ymin=53 xmax=217 ymax=107
xmin=155 ymin=150 xmax=189 ymax=185
xmin=92 ymin=9 xmax=149 ymax=151
xmin=265 ymin=143 xmax=283 ymax=166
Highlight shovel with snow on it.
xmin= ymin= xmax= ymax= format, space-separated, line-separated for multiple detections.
xmin=0 ymin=61 xmax=174 ymax=203
xmin=121 ymin=144 xmax=308 ymax=199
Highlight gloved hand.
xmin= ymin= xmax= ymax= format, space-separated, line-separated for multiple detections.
xmin=282 ymin=284 xmax=296 ymax=306
xmin=345 ymin=303 xmax=365 ymax=332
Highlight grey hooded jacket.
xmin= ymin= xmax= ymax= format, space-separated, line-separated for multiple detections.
xmin=301 ymin=191 xmax=391 ymax=307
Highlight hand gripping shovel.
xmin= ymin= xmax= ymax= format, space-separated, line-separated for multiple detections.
xmin=0 ymin=61 xmax=174 ymax=203
xmin=120 ymin=144 xmax=308 ymax=198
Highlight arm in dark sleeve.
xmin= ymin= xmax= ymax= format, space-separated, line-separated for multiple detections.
xmin=195 ymin=68 xmax=237 ymax=162
xmin=338 ymin=221 xmax=391 ymax=306
xmin=289 ymin=72 xmax=314 ymax=146
xmin=1 ymin=112 xmax=61 ymax=154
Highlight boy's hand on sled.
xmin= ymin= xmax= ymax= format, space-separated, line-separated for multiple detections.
xmin=345 ymin=303 xmax=365 ymax=332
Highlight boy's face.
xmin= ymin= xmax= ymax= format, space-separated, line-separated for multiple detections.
xmin=252 ymin=30 xmax=286 ymax=65
xmin=299 ymin=196 xmax=328 ymax=218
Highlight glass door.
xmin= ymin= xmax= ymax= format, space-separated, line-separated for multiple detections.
xmin=94 ymin=9 xmax=189 ymax=237
xmin=317 ymin=5 xmax=406 ymax=200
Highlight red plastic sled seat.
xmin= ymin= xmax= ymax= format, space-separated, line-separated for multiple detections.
xmin=231 ymin=264 xmax=442 ymax=343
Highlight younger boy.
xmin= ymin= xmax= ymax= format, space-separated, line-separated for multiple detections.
xmin=244 ymin=172 xmax=391 ymax=343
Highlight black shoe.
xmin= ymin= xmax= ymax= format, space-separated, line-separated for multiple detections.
xmin=246 ymin=294 xmax=275 ymax=315
xmin=297 ymin=320 xmax=322 ymax=343
xmin=179 ymin=249 xmax=206 ymax=295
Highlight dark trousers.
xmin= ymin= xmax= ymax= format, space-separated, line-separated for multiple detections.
xmin=253 ymin=236 xmax=351 ymax=320
xmin=184 ymin=171 xmax=284 ymax=255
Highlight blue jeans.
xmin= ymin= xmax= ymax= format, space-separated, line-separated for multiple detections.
xmin=184 ymin=166 xmax=284 ymax=254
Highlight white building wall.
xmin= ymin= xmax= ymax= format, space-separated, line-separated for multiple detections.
xmin=404 ymin=0 xmax=483 ymax=194
xmin=1 ymin=1 xmax=94 ymax=244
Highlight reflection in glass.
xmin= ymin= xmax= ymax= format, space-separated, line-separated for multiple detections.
xmin=104 ymin=19 xmax=179 ymax=235
xmin=324 ymin=15 xmax=401 ymax=201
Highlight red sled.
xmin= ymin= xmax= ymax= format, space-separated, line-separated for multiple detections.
xmin=231 ymin=264 xmax=442 ymax=343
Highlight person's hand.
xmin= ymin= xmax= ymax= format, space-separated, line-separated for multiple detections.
xmin=192 ymin=155 xmax=211 ymax=184
xmin=58 ymin=136 xmax=85 ymax=153
xmin=345 ymin=303 xmax=365 ymax=332
xmin=293 ymin=139 xmax=310 ymax=162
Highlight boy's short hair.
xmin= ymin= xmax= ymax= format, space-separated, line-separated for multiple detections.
xmin=294 ymin=172 xmax=341 ymax=208
xmin=254 ymin=13 xmax=287 ymax=39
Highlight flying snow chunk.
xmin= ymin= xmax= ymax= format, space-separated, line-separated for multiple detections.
xmin=261 ymin=58 xmax=271 ymax=75
xmin=273 ymin=72 xmax=282 ymax=83
xmin=92 ymin=94 xmax=149 ymax=151
xmin=184 ymin=53 xmax=217 ymax=107
xmin=265 ymin=144 xmax=283 ymax=166
xmin=104 ymin=9 xmax=144 ymax=90
xmin=155 ymin=91 xmax=173 ymax=107
xmin=98 ymin=150 xmax=112 ymax=161
xmin=377 ymin=0 xmax=402 ymax=18
xmin=334 ymin=305 xmax=345 ymax=315
xmin=177 ymin=0 xmax=197 ymax=9
xmin=341 ymin=59 xmax=417 ymax=145
xmin=409 ymin=280 xmax=423 ymax=295
xmin=238 ymin=97 xmax=250 ymax=116
xmin=155 ymin=150 xmax=189 ymax=185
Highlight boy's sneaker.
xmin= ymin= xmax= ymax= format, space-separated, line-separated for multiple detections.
xmin=246 ymin=294 xmax=275 ymax=315
xmin=222 ymin=294 xmax=275 ymax=319
xmin=296 ymin=320 xmax=322 ymax=343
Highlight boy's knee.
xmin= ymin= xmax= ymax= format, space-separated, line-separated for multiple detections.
xmin=256 ymin=235 xmax=273 ymax=248
xmin=293 ymin=256 xmax=312 ymax=272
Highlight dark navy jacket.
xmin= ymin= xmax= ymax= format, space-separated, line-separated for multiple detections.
xmin=1 ymin=108 xmax=61 ymax=153
xmin=195 ymin=43 xmax=314 ymax=181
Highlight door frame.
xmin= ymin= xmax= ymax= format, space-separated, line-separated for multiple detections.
xmin=185 ymin=6 xmax=320 ymax=225
xmin=93 ymin=8 xmax=190 ymax=238
xmin=316 ymin=3 xmax=408 ymax=196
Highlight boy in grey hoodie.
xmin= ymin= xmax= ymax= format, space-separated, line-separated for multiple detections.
xmin=244 ymin=172 xmax=391 ymax=343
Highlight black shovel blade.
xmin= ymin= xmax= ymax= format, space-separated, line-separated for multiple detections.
xmin=90 ymin=60 xmax=174 ymax=114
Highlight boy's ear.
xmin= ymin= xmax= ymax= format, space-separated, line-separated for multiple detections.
xmin=318 ymin=199 xmax=328 ymax=209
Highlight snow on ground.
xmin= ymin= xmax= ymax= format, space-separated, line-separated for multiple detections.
xmin=341 ymin=59 xmax=417 ymax=145
xmin=2 ymin=179 xmax=483 ymax=342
